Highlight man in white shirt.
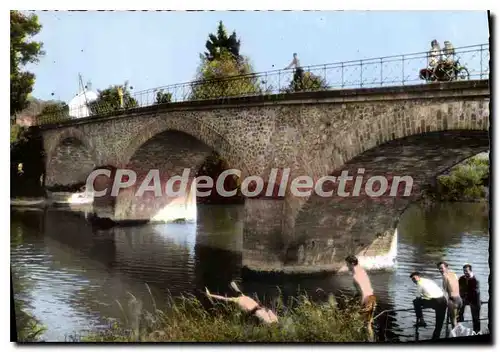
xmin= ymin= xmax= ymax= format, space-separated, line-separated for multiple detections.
xmin=410 ymin=271 xmax=448 ymax=340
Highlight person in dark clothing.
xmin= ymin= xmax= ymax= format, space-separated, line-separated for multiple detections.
xmin=285 ymin=53 xmax=304 ymax=92
xmin=458 ymin=264 xmax=481 ymax=333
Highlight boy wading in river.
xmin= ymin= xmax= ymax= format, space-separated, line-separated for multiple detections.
xmin=345 ymin=255 xmax=377 ymax=342
xmin=205 ymin=281 xmax=279 ymax=324
xmin=437 ymin=261 xmax=463 ymax=329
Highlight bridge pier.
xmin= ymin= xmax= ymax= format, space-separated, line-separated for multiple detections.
xmin=112 ymin=174 xmax=197 ymax=224
xmin=242 ymin=198 xmax=287 ymax=272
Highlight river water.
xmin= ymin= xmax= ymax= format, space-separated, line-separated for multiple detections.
xmin=11 ymin=202 xmax=490 ymax=342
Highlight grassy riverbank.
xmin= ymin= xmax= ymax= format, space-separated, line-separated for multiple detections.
xmin=426 ymin=154 xmax=489 ymax=202
xmin=82 ymin=292 xmax=368 ymax=342
xmin=14 ymin=303 xmax=46 ymax=342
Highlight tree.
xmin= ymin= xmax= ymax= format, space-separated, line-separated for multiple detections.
xmin=155 ymin=90 xmax=172 ymax=105
xmin=36 ymin=101 xmax=70 ymax=124
xmin=88 ymin=82 xmax=138 ymax=115
xmin=10 ymin=124 xmax=25 ymax=145
xmin=191 ymin=49 xmax=261 ymax=100
xmin=191 ymin=22 xmax=261 ymax=100
xmin=204 ymin=21 xmax=241 ymax=62
xmin=282 ymin=71 xmax=329 ymax=93
xmin=11 ymin=11 xmax=44 ymax=117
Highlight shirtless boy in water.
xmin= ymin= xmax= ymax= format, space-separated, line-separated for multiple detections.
xmin=437 ymin=261 xmax=462 ymax=328
xmin=345 ymin=255 xmax=377 ymax=341
xmin=205 ymin=281 xmax=278 ymax=324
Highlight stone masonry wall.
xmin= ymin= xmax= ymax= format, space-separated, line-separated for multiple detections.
xmin=41 ymin=80 xmax=490 ymax=272
xmin=45 ymin=137 xmax=97 ymax=187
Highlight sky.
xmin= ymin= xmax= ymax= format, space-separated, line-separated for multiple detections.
xmin=26 ymin=10 xmax=490 ymax=103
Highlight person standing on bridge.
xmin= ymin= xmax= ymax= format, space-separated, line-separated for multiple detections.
xmin=285 ymin=53 xmax=304 ymax=92
xmin=205 ymin=281 xmax=279 ymax=325
xmin=345 ymin=255 xmax=377 ymax=341
xmin=410 ymin=271 xmax=447 ymax=340
xmin=437 ymin=261 xmax=462 ymax=329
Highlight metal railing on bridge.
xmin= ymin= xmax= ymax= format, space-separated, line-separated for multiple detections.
xmin=376 ymin=300 xmax=489 ymax=342
xmin=28 ymin=43 xmax=489 ymax=126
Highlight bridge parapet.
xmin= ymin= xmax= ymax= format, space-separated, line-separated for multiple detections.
xmin=32 ymin=43 xmax=489 ymax=126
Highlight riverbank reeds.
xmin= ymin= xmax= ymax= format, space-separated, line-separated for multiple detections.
xmin=14 ymin=305 xmax=46 ymax=342
xmin=82 ymin=289 xmax=368 ymax=342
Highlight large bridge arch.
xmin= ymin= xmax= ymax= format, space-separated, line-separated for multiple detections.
xmin=283 ymin=130 xmax=489 ymax=273
xmin=280 ymin=90 xmax=490 ymax=258
xmin=44 ymin=128 xmax=98 ymax=188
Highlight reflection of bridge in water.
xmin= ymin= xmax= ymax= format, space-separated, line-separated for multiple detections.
xmin=11 ymin=201 xmax=490 ymax=342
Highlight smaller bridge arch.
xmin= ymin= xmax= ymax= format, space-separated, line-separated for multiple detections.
xmin=44 ymin=127 xmax=98 ymax=188
xmin=119 ymin=115 xmax=251 ymax=176
xmin=111 ymin=115 xmax=255 ymax=224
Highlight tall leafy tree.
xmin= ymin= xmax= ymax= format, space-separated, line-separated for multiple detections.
xmin=204 ymin=21 xmax=241 ymax=62
xmin=10 ymin=11 xmax=44 ymax=117
xmin=192 ymin=22 xmax=260 ymax=100
xmin=191 ymin=49 xmax=261 ymax=100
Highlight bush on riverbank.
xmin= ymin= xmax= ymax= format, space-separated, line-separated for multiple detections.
xmin=427 ymin=155 xmax=489 ymax=202
xmin=14 ymin=304 xmax=46 ymax=342
xmin=83 ymin=292 xmax=368 ymax=342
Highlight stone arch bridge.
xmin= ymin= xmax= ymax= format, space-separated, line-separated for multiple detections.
xmin=40 ymin=80 xmax=490 ymax=274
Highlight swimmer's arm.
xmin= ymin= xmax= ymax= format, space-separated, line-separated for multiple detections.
xmin=285 ymin=58 xmax=296 ymax=69
xmin=205 ymin=288 xmax=238 ymax=302
xmin=208 ymin=294 xmax=237 ymax=302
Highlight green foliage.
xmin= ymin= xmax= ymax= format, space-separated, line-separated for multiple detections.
xmin=434 ymin=155 xmax=489 ymax=201
xmin=191 ymin=49 xmax=261 ymax=100
xmin=204 ymin=21 xmax=241 ymax=62
xmin=10 ymin=11 xmax=44 ymax=116
xmin=36 ymin=101 xmax=70 ymax=125
xmin=88 ymin=83 xmax=138 ymax=115
xmin=83 ymin=292 xmax=368 ymax=342
xmin=14 ymin=305 xmax=46 ymax=342
xmin=282 ymin=71 xmax=329 ymax=93
xmin=190 ymin=22 xmax=259 ymax=100
xmin=155 ymin=90 xmax=172 ymax=105
xmin=11 ymin=124 xmax=26 ymax=145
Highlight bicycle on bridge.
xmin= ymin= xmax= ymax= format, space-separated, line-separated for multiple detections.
xmin=419 ymin=59 xmax=470 ymax=83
